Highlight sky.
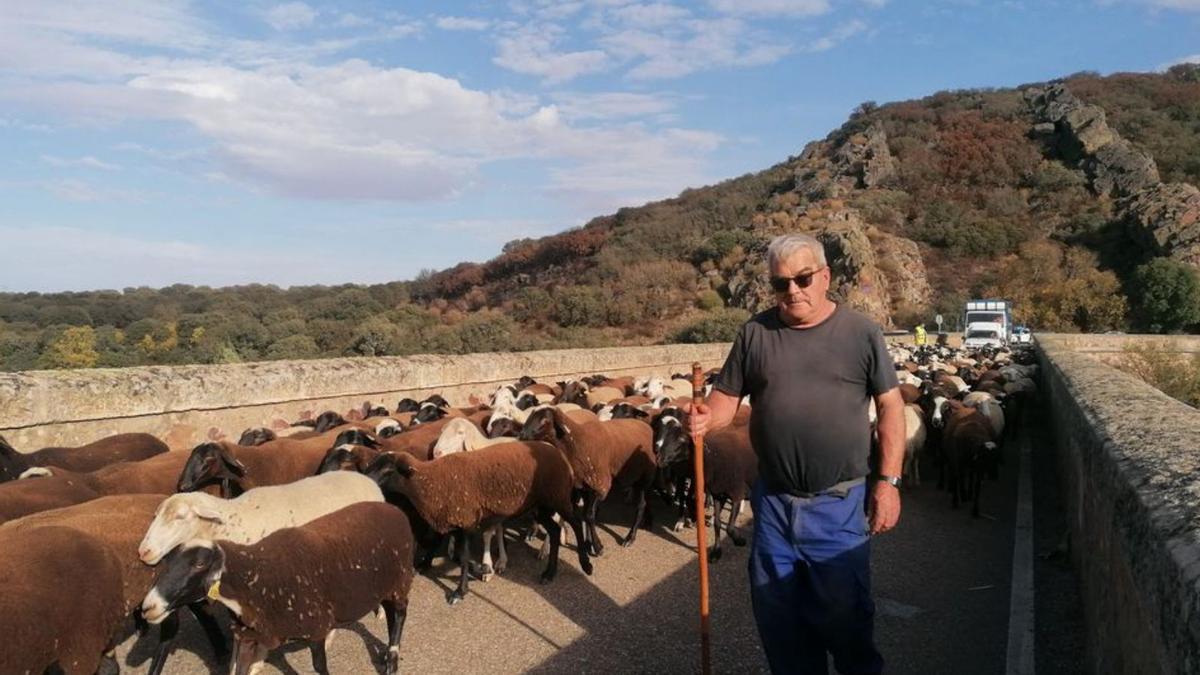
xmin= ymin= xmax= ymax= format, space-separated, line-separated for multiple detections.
xmin=1 ymin=0 xmax=1198 ymax=293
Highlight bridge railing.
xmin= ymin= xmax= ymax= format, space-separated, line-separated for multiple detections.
xmin=0 ymin=344 xmax=730 ymax=451
xmin=1036 ymin=333 xmax=1200 ymax=674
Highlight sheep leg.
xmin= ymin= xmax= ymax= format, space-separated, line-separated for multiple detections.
xmin=727 ymin=497 xmax=748 ymax=546
xmin=231 ymin=636 xmax=269 ymax=675
xmin=448 ymin=530 xmax=470 ymax=605
xmin=479 ymin=526 xmax=496 ymax=582
xmin=494 ymin=522 xmax=508 ymax=575
xmin=310 ymin=634 xmax=331 ymax=675
xmin=535 ymin=507 xmax=563 ymax=584
xmin=188 ymin=601 xmax=230 ymax=666
xmin=708 ymin=496 xmax=726 ymax=563
xmin=620 ymin=485 xmax=648 ymax=547
xmin=382 ymin=599 xmax=408 ymax=675
xmin=145 ymin=610 xmax=180 ymax=675
xmin=582 ymin=491 xmax=604 ymax=557
xmin=972 ymin=462 xmax=983 ymax=519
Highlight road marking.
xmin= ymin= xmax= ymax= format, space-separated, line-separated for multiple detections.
xmin=876 ymin=597 xmax=924 ymax=619
xmin=1005 ymin=427 xmax=1036 ymax=675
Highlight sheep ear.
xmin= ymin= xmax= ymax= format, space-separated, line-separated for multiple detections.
xmin=215 ymin=447 xmax=246 ymax=477
xmin=347 ymin=409 xmax=364 ymax=421
xmin=191 ymin=503 xmax=224 ymax=523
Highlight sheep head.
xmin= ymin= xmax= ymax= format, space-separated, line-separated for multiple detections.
xmin=413 ymin=401 xmax=449 ymax=425
xmin=651 ymin=409 xmax=691 ymax=467
xmin=142 ymin=540 xmax=228 ymax=624
xmin=236 ymin=427 xmax=277 ymax=447
xmin=313 ymin=411 xmax=347 ymax=433
xmin=0 ymin=434 xmax=30 ymax=484
xmin=333 ymin=428 xmax=379 ymax=450
xmin=396 ymin=398 xmax=421 ymax=413
xmin=486 ymin=415 xmax=522 ymax=439
xmin=514 ymin=392 xmax=539 ymax=410
xmin=178 ymin=442 xmax=246 ymax=493
xmin=432 ymin=418 xmax=474 ymax=458
xmin=364 ymin=452 xmax=416 ymax=494
xmin=139 ymin=494 xmax=224 ymax=564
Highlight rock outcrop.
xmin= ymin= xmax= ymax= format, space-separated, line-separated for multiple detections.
xmin=794 ymin=122 xmax=898 ymax=201
xmin=1027 ymin=83 xmax=1199 ymax=269
xmin=1122 ymin=183 xmax=1200 ymax=266
xmin=732 ymin=200 xmax=932 ymax=328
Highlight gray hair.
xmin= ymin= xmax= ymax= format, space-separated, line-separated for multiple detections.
xmin=767 ymin=233 xmax=826 ymax=270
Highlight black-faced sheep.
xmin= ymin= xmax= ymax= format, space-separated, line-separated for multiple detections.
xmin=942 ymin=399 xmax=999 ymax=517
xmin=141 ymin=502 xmax=415 ymax=675
xmin=364 ymin=442 xmax=592 ymax=604
xmin=518 ymin=407 xmax=656 ymax=556
xmin=652 ymin=408 xmax=756 ymax=562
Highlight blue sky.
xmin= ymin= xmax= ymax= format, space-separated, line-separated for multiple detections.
xmin=1 ymin=0 xmax=1198 ymax=293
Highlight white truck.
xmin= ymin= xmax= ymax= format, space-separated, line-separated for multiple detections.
xmin=962 ymin=299 xmax=1011 ymax=348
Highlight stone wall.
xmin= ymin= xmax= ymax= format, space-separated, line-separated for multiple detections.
xmin=0 ymin=344 xmax=730 ymax=452
xmin=1036 ymin=333 xmax=1200 ymax=674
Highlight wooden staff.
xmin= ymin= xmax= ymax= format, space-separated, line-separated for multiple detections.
xmin=691 ymin=361 xmax=712 ymax=675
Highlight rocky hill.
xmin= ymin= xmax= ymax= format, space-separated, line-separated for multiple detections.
xmin=4 ymin=66 xmax=1200 ymax=370
xmin=410 ymin=65 xmax=1200 ymax=334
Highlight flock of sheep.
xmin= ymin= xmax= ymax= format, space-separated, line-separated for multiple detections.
xmin=0 ymin=341 xmax=1038 ymax=675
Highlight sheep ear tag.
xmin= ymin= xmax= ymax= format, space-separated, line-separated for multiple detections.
xmin=207 ymin=580 xmax=221 ymax=600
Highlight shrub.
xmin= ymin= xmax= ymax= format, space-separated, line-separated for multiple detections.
xmin=697 ymin=290 xmax=724 ymax=311
xmin=1131 ymin=258 xmax=1200 ymax=333
xmin=1118 ymin=345 xmax=1200 ymax=408
xmin=672 ymin=308 xmax=750 ymax=344
xmin=551 ymin=286 xmax=608 ymax=328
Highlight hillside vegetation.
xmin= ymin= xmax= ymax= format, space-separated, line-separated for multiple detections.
xmin=4 ymin=66 xmax=1200 ymax=371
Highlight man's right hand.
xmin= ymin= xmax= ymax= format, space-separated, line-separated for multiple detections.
xmin=686 ymin=402 xmax=711 ymax=436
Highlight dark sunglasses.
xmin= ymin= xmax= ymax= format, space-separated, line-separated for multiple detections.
xmin=769 ymin=267 xmax=826 ymax=293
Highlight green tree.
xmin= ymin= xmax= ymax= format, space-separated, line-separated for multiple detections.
xmin=1132 ymin=258 xmax=1200 ymax=333
xmin=266 ymin=335 xmax=320 ymax=360
xmin=38 ymin=326 xmax=99 ymax=369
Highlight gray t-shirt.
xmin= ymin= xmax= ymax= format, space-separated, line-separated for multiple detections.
xmin=714 ymin=305 xmax=898 ymax=495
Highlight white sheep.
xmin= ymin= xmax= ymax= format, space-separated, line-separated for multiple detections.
xmin=138 ymin=471 xmax=384 ymax=564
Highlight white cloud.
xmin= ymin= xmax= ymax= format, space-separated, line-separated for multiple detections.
xmin=435 ymin=16 xmax=491 ymax=31
xmin=494 ymin=25 xmax=610 ymax=83
xmin=861 ymin=0 xmax=888 ymax=6
xmin=264 ymin=2 xmax=317 ymax=31
xmin=40 ymin=154 xmax=121 ymax=170
xmin=611 ymin=3 xmax=693 ymax=26
xmin=806 ymin=19 xmax=869 ymax=52
xmin=708 ymin=0 xmax=831 ymax=17
xmin=1 ymin=0 xmax=726 ymax=212
xmin=600 ymin=18 xmax=790 ymax=80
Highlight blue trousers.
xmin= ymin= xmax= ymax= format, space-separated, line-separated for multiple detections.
xmin=748 ymin=480 xmax=882 ymax=675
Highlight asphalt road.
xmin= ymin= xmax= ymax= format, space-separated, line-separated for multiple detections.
xmin=112 ymin=410 xmax=1083 ymax=674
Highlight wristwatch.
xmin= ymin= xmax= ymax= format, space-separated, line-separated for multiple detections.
xmin=874 ymin=474 xmax=901 ymax=488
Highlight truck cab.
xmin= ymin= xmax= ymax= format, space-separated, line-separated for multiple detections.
xmin=963 ymin=322 xmax=1006 ymax=349
xmin=962 ymin=299 xmax=1012 ymax=347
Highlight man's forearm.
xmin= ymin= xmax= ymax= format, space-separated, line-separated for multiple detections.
xmin=875 ymin=402 xmax=906 ymax=477
xmin=703 ymin=390 xmax=742 ymax=431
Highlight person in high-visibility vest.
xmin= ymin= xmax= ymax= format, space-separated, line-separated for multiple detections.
xmin=914 ymin=324 xmax=927 ymax=346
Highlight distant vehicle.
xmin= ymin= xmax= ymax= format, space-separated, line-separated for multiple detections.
xmin=1012 ymin=326 xmax=1032 ymax=344
xmin=963 ymin=323 xmax=1006 ymax=349
xmin=963 ymin=299 xmax=1012 ymax=346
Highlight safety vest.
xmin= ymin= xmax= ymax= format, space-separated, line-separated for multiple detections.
xmin=914 ymin=326 xmax=927 ymax=346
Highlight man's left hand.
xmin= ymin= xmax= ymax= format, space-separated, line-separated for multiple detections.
xmin=868 ymin=481 xmax=901 ymax=536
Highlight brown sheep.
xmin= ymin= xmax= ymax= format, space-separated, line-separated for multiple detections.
xmin=0 ymin=432 xmax=168 ymax=483
xmin=3 ymin=495 xmax=228 ymax=675
xmin=0 ymin=525 xmax=128 ymax=675
xmin=141 ymin=502 xmax=415 ymax=675
xmin=942 ymin=400 xmax=999 ymax=518
xmin=365 ymin=442 xmax=592 ymax=604
xmin=0 ymin=452 xmax=196 ymax=525
xmin=175 ymin=436 xmax=336 ymax=496
xmin=519 ymin=407 xmax=657 ymax=556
